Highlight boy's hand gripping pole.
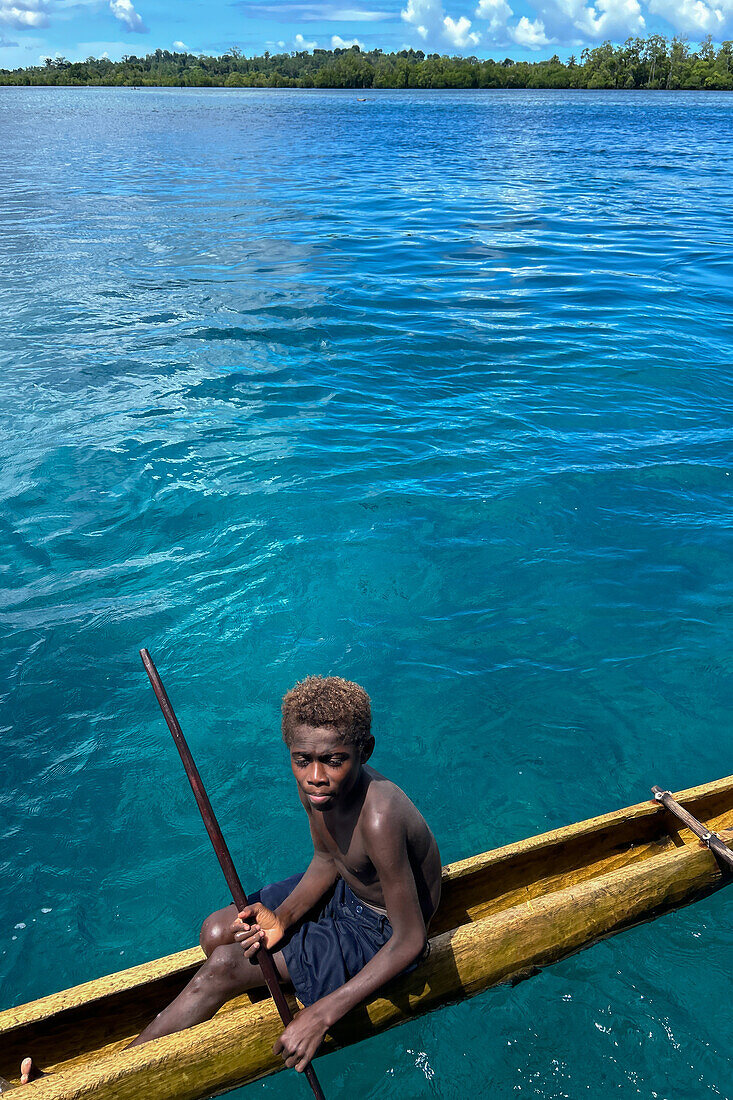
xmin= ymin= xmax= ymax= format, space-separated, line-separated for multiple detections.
xmin=140 ymin=649 xmax=327 ymax=1100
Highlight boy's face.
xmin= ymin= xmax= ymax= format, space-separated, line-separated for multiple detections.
xmin=288 ymin=723 xmax=373 ymax=811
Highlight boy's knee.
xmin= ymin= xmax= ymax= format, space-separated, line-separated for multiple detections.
xmin=200 ymin=908 xmax=236 ymax=957
xmin=198 ymin=944 xmax=252 ymax=991
xmin=208 ymin=943 xmax=241 ymax=976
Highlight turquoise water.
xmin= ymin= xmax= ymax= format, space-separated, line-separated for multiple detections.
xmin=1 ymin=87 xmax=733 ymax=1097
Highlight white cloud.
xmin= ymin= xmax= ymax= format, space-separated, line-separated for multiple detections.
xmin=294 ymin=31 xmax=318 ymax=47
xmin=331 ymin=32 xmax=364 ymax=44
xmin=510 ymin=13 xmax=551 ymax=44
xmin=329 ymin=7 xmax=389 ymax=18
xmin=0 ymin=1 xmax=49 ymax=29
xmin=172 ymin=38 xmax=186 ymax=49
xmin=648 ymin=0 xmax=727 ymax=33
xmin=547 ymin=0 xmax=645 ymax=39
xmin=277 ymin=38 xmax=285 ymax=45
xmin=443 ymin=12 xmax=479 ymax=43
xmin=402 ymin=0 xmax=481 ymax=48
xmin=109 ymin=0 xmax=146 ymax=33
xmin=241 ymin=2 xmax=389 ymax=20
xmin=401 ymin=0 xmax=440 ymax=37
xmin=475 ymin=0 xmax=513 ymax=31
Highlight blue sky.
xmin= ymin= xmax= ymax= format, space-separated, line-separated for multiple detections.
xmin=0 ymin=0 xmax=729 ymax=70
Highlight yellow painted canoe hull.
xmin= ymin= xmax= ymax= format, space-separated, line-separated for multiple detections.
xmin=2 ymin=774 xmax=732 ymax=1099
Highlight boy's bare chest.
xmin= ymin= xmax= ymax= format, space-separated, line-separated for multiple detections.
xmin=313 ymin=818 xmax=377 ymax=883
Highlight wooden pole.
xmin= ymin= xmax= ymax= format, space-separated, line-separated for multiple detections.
xmin=139 ymin=648 xmax=327 ymax=1100
xmin=652 ymin=785 xmax=733 ymax=872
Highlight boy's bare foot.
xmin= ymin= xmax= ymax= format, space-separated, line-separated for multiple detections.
xmin=20 ymin=1058 xmax=44 ymax=1085
xmin=0 ymin=1058 xmax=45 ymax=1091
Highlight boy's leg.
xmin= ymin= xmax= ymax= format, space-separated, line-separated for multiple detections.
xmin=18 ymin=943 xmax=288 ymax=1089
xmin=132 ymin=881 xmax=303 ymax=1046
xmin=128 ymin=943 xmax=290 ymax=1047
xmin=18 ymin=891 xmax=297 ymax=1084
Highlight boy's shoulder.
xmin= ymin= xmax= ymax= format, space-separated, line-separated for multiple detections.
xmin=360 ymin=767 xmax=432 ymax=843
xmin=362 ymin=765 xmax=409 ymax=807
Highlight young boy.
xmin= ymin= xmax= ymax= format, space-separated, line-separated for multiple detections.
xmin=18 ymin=675 xmax=441 ymax=1084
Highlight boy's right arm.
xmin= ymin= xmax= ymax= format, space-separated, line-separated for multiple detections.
xmin=233 ymin=824 xmax=337 ymax=954
xmin=275 ymin=847 xmax=338 ymax=930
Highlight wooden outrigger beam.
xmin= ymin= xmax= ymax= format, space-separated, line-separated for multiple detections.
xmin=652 ymin=785 xmax=733 ymax=872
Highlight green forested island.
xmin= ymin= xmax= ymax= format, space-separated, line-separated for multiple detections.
xmin=1 ymin=36 xmax=732 ymax=90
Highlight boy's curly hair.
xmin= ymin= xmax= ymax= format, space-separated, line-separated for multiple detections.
xmin=282 ymin=676 xmax=372 ymax=751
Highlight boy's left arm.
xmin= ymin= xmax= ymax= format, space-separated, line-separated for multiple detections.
xmin=273 ymin=813 xmax=427 ymax=1073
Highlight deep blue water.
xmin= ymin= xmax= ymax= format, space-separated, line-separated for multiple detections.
xmin=1 ymin=87 xmax=733 ymax=1098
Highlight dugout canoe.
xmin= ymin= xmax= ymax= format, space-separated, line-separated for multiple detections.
xmin=2 ymin=773 xmax=733 ymax=1099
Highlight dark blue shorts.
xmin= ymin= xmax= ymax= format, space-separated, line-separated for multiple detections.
xmin=249 ymin=873 xmax=421 ymax=1007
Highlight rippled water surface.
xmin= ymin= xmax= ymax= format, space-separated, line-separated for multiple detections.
xmin=2 ymin=88 xmax=733 ymax=1098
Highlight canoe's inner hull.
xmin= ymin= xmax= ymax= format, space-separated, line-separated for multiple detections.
xmin=1 ymin=777 xmax=732 ymax=1086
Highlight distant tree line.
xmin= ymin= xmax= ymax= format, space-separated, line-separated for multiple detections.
xmin=1 ymin=36 xmax=732 ymax=90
